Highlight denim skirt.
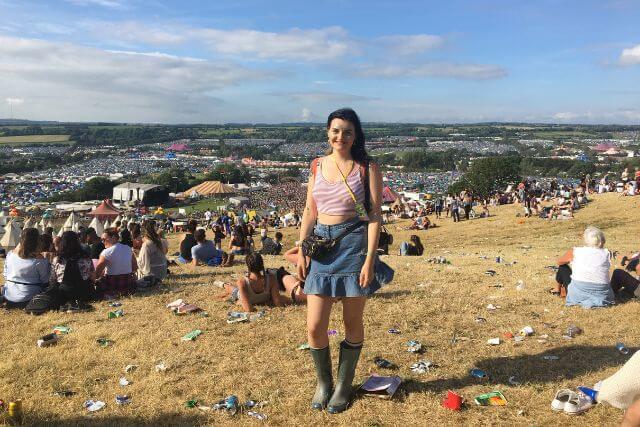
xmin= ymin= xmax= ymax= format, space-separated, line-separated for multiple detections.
xmin=305 ymin=217 xmax=384 ymax=297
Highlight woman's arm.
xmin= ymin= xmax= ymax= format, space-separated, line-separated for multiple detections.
xmin=269 ymin=273 xmax=283 ymax=307
xmin=297 ymin=169 xmax=318 ymax=279
xmin=361 ymin=162 xmax=383 ymax=287
xmin=95 ymin=255 xmax=107 ymax=277
xmin=557 ymin=249 xmax=573 ymax=265
xmin=236 ymin=278 xmax=254 ymax=312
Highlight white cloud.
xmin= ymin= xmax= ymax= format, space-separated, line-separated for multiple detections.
xmin=89 ymin=21 xmax=187 ymax=45
xmin=377 ymin=34 xmax=445 ymax=55
xmin=65 ymin=0 xmax=126 ymax=9
xmin=5 ymin=97 xmax=24 ymax=105
xmin=553 ymin=112 xmax=581 ymax=121
xmin=0 ymin=36 xmax=273 ymax=122
xmin=620 ymin=44 xmax=640 ymax=65
xmin=195 ymin=26 xmax=354 ymax=61
xmin=351 ymin=62 xmax=507 ymax=80
xmin=301 ymin=108 xmax=313 ymax=121
xmin=270 ymin=91 xmax=375 ymax=103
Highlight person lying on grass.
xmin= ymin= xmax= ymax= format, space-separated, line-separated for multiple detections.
xmin=218 ymin=252 xmax=285 ymax=312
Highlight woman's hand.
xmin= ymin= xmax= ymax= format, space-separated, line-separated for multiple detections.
xmin=296 ymin=248 xmax=309 ymax=280
xmin=359 ymin=259 xmax=375 ymax=288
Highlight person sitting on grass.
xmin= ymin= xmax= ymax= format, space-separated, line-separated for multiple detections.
xmin=557 ymin=226 xmax=614 ymax=308
xmin=177 ymin=219 xmax=198 ymax=264
xmin=191 ymin=228 xmax=227 ymax=266
xmin=400 ymin=235 xmax=424 ymax=256
xmin=609 ymin=251 xmax=640 ymax=299
xmin=261 ymin=231 xmax=283 ymax=255
xmin=137 ymin=221 xmax=168 ymax=283
xmin=95 ymin=228 xmax=138 ymax=299
xmin=222 ymin=224 xmax=249 ymax=267
xmin=218 ymin=252 xmax=284 ymax=312
xmin=1 ymin=228 xmax=50 ymax=308
xmin=50 ymin=231 xmax=95 ymax=311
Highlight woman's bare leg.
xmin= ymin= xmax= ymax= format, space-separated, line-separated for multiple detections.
xmin=341 ymin=296 xmax=366 ymax=344
xmin=307 ymin=295 xmax=333 ymax=348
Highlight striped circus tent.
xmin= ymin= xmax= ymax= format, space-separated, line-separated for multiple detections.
xmin=181 ymin=181 xmax=234 ymax=198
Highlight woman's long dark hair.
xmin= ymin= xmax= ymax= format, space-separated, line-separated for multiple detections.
xmin=142 ymin=221 xmax=163 ymax=250
xmin=245 ymin=252 xmax=265 ymax=276
xmin=326 ymin=108 xmax=369 ymax=164
xmin=410 ymin=235 xmax=424 ymax=256
xmin=59 ymin=231 xmax=86 ymax=260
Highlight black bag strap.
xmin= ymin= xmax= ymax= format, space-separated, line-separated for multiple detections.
xmin=331 ymin=220 xmax=367 ymax=246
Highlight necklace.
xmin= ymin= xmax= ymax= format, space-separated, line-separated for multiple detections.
xmin=332 ymin=155 xmax=354 ymax=177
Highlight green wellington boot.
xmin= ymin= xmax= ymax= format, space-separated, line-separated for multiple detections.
xmin=327 ymin=341 xmax=362 ymax=414
xmin=310 ymin=346 xmax=333 ymax=410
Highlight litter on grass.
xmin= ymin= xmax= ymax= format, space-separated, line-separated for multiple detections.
xmin=84 ymin=400 xmax=106 ymax=412
xmin=155 ymin=362 xmax=168 ymax=372
xmin=52 ymin=325 xmax=71 ymax=335
xmin=616 ymin=342 xmax=630 ymax=355
xmin=182 ymin=330 xmax=202 ymax=341
xmin=410 ymin=360 xmax=437 ymax=374
xmin=96 ymin=338 xmax=114 ymax=347
xmin=107 ymin=309 xmax=124 ymax=319
xmin=470 ymin=368 xmax=489 ymax=379
xmin=359 ymin=375 xmax=402 ymax=399
xmin=374 ymin=357 xmax=396 ymax=369
xmin=115 ymin=395 xmax=131 ymax=405
xmin=474 ymin=391 xmax=508 ymax=406
xmin=407 ymin=340 xmax=423 ymax=353
xmin=227 ymin=310 xmax=265 ymax=324
xmin=124 ymin=365 xmax=138 ymax=373
xmin=297 ymin=343 xmax=310 ymax=351
xmin=119 ymin=377 xmax=130 ymax=387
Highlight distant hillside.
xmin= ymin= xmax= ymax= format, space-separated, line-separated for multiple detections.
xmin=0 ymin=119 xmax=60 ymax=125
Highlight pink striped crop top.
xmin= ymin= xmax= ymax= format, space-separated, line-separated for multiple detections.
xmin=312 ymin=158 xmax=365 ymax=215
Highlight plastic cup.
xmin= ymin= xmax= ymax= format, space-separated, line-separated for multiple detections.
xmin=442 ymin=390 xmax=463 ymax=410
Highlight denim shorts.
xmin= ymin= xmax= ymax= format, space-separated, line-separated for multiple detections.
xmin=305 ymin=217 xmax=386 ymax=298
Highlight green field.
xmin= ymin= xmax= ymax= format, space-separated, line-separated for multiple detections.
xmin=168 ymin=197 xmax=229 ymax=214
xmin=0 ymin=135 xmax=72 ymax=144
xmin=531 ymin=130 xmax=595 ymax=139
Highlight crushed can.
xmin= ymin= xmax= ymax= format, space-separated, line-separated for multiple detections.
xmin=8 ymin=400 xmax=22 ymax=420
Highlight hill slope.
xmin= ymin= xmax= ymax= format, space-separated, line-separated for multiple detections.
xmin=0 ymin=192 xmax=638 ymax=426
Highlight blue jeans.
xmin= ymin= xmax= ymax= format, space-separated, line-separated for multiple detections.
xmin=176 ymin=255 xmax=190 ymax=264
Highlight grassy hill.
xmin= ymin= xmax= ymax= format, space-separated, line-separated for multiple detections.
xmin=0 ymin=192 xmax=638 ymax=425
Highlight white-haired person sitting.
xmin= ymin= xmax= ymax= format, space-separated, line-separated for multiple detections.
xmin=557 ymin=226 xmax=614 ymax=309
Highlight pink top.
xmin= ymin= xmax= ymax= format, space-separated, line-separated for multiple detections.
xmin=312 ymin=158 xmax=365 ymax=215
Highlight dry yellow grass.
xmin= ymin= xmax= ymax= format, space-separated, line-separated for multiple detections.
xmin=1 ymin=192 xmax=639 ymax=426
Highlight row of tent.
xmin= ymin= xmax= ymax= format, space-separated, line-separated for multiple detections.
xmin=0 ymin=212 xmax=128 ymax=251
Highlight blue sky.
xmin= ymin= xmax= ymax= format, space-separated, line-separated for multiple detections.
xmin=0 ymin=0 xmax=639 ymax=124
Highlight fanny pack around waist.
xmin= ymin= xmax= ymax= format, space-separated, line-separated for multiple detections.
xmin=301 ymin=220 xmax=365 ymax=260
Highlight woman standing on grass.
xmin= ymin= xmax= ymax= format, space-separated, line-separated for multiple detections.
xmin=297 ymin=108 xmax=383 ymax=414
